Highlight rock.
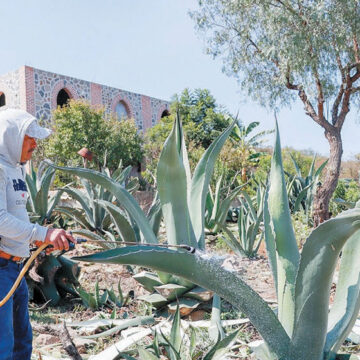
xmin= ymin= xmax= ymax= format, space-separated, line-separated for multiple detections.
xmin=73 ymin=337 xmax=96 ymax=354
xmin=188 ymin=310 xmax=207 ymax=321
xmin=34 ymin=334 xmax=59 ymax=347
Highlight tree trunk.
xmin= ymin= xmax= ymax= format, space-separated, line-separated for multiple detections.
xmin=313 ymin=128 xmax=343 ymax=226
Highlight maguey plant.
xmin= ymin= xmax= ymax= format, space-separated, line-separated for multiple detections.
xmin=56 ymin=160 xmax=139 ymax=239
xmin=51 ymin=120 xmax=360 ymax=360
xmin=286 ymin=154 xmax=328 ymax=218
xmin=25 ymin=160 xmax=80 ymax=305
xmin=220 ymin=186 xmax=265 ymax=258
xmin=49 ymin=114 xmax=235 ymax=314
xmin=26 ymin=160 xmax=62 ymax=225
xmin=204 ymin=173 xmax=244 ymax=234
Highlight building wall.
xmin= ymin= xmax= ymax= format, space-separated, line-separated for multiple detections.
xmin=0 ymin=68 xmax=22 ymax=110
xmin=0 ymin=66 xmax=169 ymax=131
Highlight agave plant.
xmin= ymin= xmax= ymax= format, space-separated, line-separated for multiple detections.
xmin=220 ymin=186 xmax=265 ymax=258
xmin=51 ymin=119 xmax=360 ymax=360
xmin=25 ymin=160 xmax=62 ymax=224
xmin=56 ymin=161 xmax=139 ymax=236
xmin=48 ymin=115 xmax=235 ymax=314
xmin=204 ymin=173 xmax=245 ymax=234
xmin=133 ymin=304 xmax=239 ymax=360
xmin=76 ymin=279 xmax=129 ymax=311
xmin=286 ymin=154 xmax=328 ymax=218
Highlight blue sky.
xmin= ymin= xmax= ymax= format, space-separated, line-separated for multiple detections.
xmin=1 ymin=0 xmax=359 ymax=159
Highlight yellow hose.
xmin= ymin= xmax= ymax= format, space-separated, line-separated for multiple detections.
xmin=0 ymin=243 xmax=49 ymax=307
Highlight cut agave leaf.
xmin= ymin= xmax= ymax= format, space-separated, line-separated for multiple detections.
xmin=184 ymin=286 xmax=214 ymax=302
xmin=137 ymin=293 xmax=168 ymax=308
xmin=167 ymin=298 xmax=200 ymax=316
xmin=133 ymin=271 xmax=163 ymax=293
xmin=154 ymin=284 xmax=188 ymax=301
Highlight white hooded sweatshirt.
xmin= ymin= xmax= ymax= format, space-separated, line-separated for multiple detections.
xmin=0 ymin=109 xmax=48 ymax=257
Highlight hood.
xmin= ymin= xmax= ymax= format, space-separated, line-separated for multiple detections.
xmin=0 ymin=108 xmax=37 ymax=167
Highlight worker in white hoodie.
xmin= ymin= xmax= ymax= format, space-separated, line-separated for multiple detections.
xmin=0 ymin=108 xmax=75 ymax=360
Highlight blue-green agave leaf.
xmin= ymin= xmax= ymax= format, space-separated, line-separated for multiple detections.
xmin=190 ymin=119 xmax=236 ymax=249
xmin=96 ymin=199 xmax=137 ymax=243
xmin=324 ymin=230 xmax=360 ymax=358
xmin=60 ymin=187 xmax=93 ymax=225
xmin=46 ymin=163 xmax=158 ymax=244
xmin=35 ymin=166 xmax=55 ymax=217
xmin=291 ymin=209 xmax=360 ymax=360
xmin=73 ymin=246 xmax=290 ymax=359
xmin=157 ymin=115 xmax=197 ymax=247
xmin=268 ymin=121 xmax=299 ymax=335
xmin=170 ymin=305 xmax=182 ymax=355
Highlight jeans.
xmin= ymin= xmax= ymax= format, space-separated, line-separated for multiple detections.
xmin=0 ymin=258 xmax=32 ymax=360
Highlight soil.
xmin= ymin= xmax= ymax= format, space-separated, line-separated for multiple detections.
xmin=30 ymin=243 xmax=277 ymax=359
xmin=30 ymin=242 xmax=356 ymax=359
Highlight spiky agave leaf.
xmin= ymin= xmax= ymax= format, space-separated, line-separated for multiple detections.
xmin=157 ymin=113 xmax=197 ymax=247
xmin=46 ymin=162 xmax=158 ymax=244
xmin=189 ymin=118 xmax=236 ymax=249
xmin=324 ymin=231 xmax=360 ymax=359
xmin=268 ymin=121 xmax=299 ymax=336
xmin=290 ymin=210 xmax=360 ymax=360
xmin=72 ymin=246 xmax=290 ymax=359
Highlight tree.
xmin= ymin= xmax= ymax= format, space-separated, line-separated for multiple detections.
xmin=144 ymin=88 xmax=231 ymax=182
xmin=191 ymin=0 xmax=360 ymax=224
xmin=44 ymin=100 xmax=143 ymax=178
xmin=147 ymin=88 xmax=231 ymax=148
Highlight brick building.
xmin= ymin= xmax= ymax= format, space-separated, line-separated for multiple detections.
xmin=0 ymin=66 xmax=170 ymax=131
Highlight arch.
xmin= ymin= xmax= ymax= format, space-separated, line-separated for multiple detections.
xmin=51 ymin=80 xmax=79 ymax=110
xmin=56 ymin=88 xmax=71 ymax=107
xmin=0 ymin=92 xmax=6 ymax=107
xmin=0 ymin=83 xmax=12 ymax=108
xmin=115 ymin=100 xmax=129 ymax=120
xmin=161 ymin=109 xmax=170 ymax=118
xmin=157 ymin=103 xmax=170 ymax=123
xmin=111 ymin=94 xmax=133 ymax=119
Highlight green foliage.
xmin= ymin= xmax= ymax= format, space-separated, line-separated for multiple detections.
xmin=331 ymin=179 xmax=360 ymax=214
xmin=144 ymin=88 xmax=231 ymax=185
xmin=191 ymin=1 xmax=360 ymax=108
xmin=44 ymin=100 xmax=143 ymax=184
xmin=26 ymin=160 xmax=62 ymax=225
xmin=72 ymin=120 xmax=360 ymax=360
xmin=286 ymin=154 xmax=328 ymax=220
xmin=135 ymin=304 xmax=240 ymax=360
xmin=220 ymin=186 xmax=265 ymax=258
xmin=76 ymin=279 xmax=127 ymax=311
xmin=56 ymin=161 xmax=139 ymax=238
xmin=145 ymin=88 xmax=230 ymax=149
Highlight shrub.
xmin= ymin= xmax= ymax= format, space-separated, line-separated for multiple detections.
xmin=43 ymin=100 xmax=143 ymax=184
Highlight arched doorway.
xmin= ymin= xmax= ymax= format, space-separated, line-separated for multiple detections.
xmin=57 ymin=88 xmax=71 ymax=107
xmin=115 ymin=101 xmax=129 ymax=120
xmin=0 ymin=92 xmax=6 ymax=107
xmin=161 ymin=109 xmax=170 ymax=118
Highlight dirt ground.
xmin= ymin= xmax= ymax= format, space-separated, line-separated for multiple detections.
xmin=30 ymin=243 xmax=359 ymax=359
xmin=30 ymin=244 xmax=278 ymax=359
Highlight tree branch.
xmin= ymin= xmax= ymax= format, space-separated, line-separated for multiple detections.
xmin=351 ymin=86 xmax=360 ymax=93
xmin=336 ymin=71 xmax=354 ymax=130
xmin=285 ymin=69 xmax=333 ymax=132
xmin=353 ymin=35 xmax=360 ymax=63
xmin=313 ymin=68 xmax=325 ymax=122
xmin=331 ymin=85 xmax=344 ymax=125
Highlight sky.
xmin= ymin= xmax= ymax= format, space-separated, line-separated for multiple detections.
xmin=0 ymin=0 xmax=359 ymax=159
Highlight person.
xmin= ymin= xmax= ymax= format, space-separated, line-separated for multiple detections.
xmin=0 ymin=108 xmax=75 ymax=360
